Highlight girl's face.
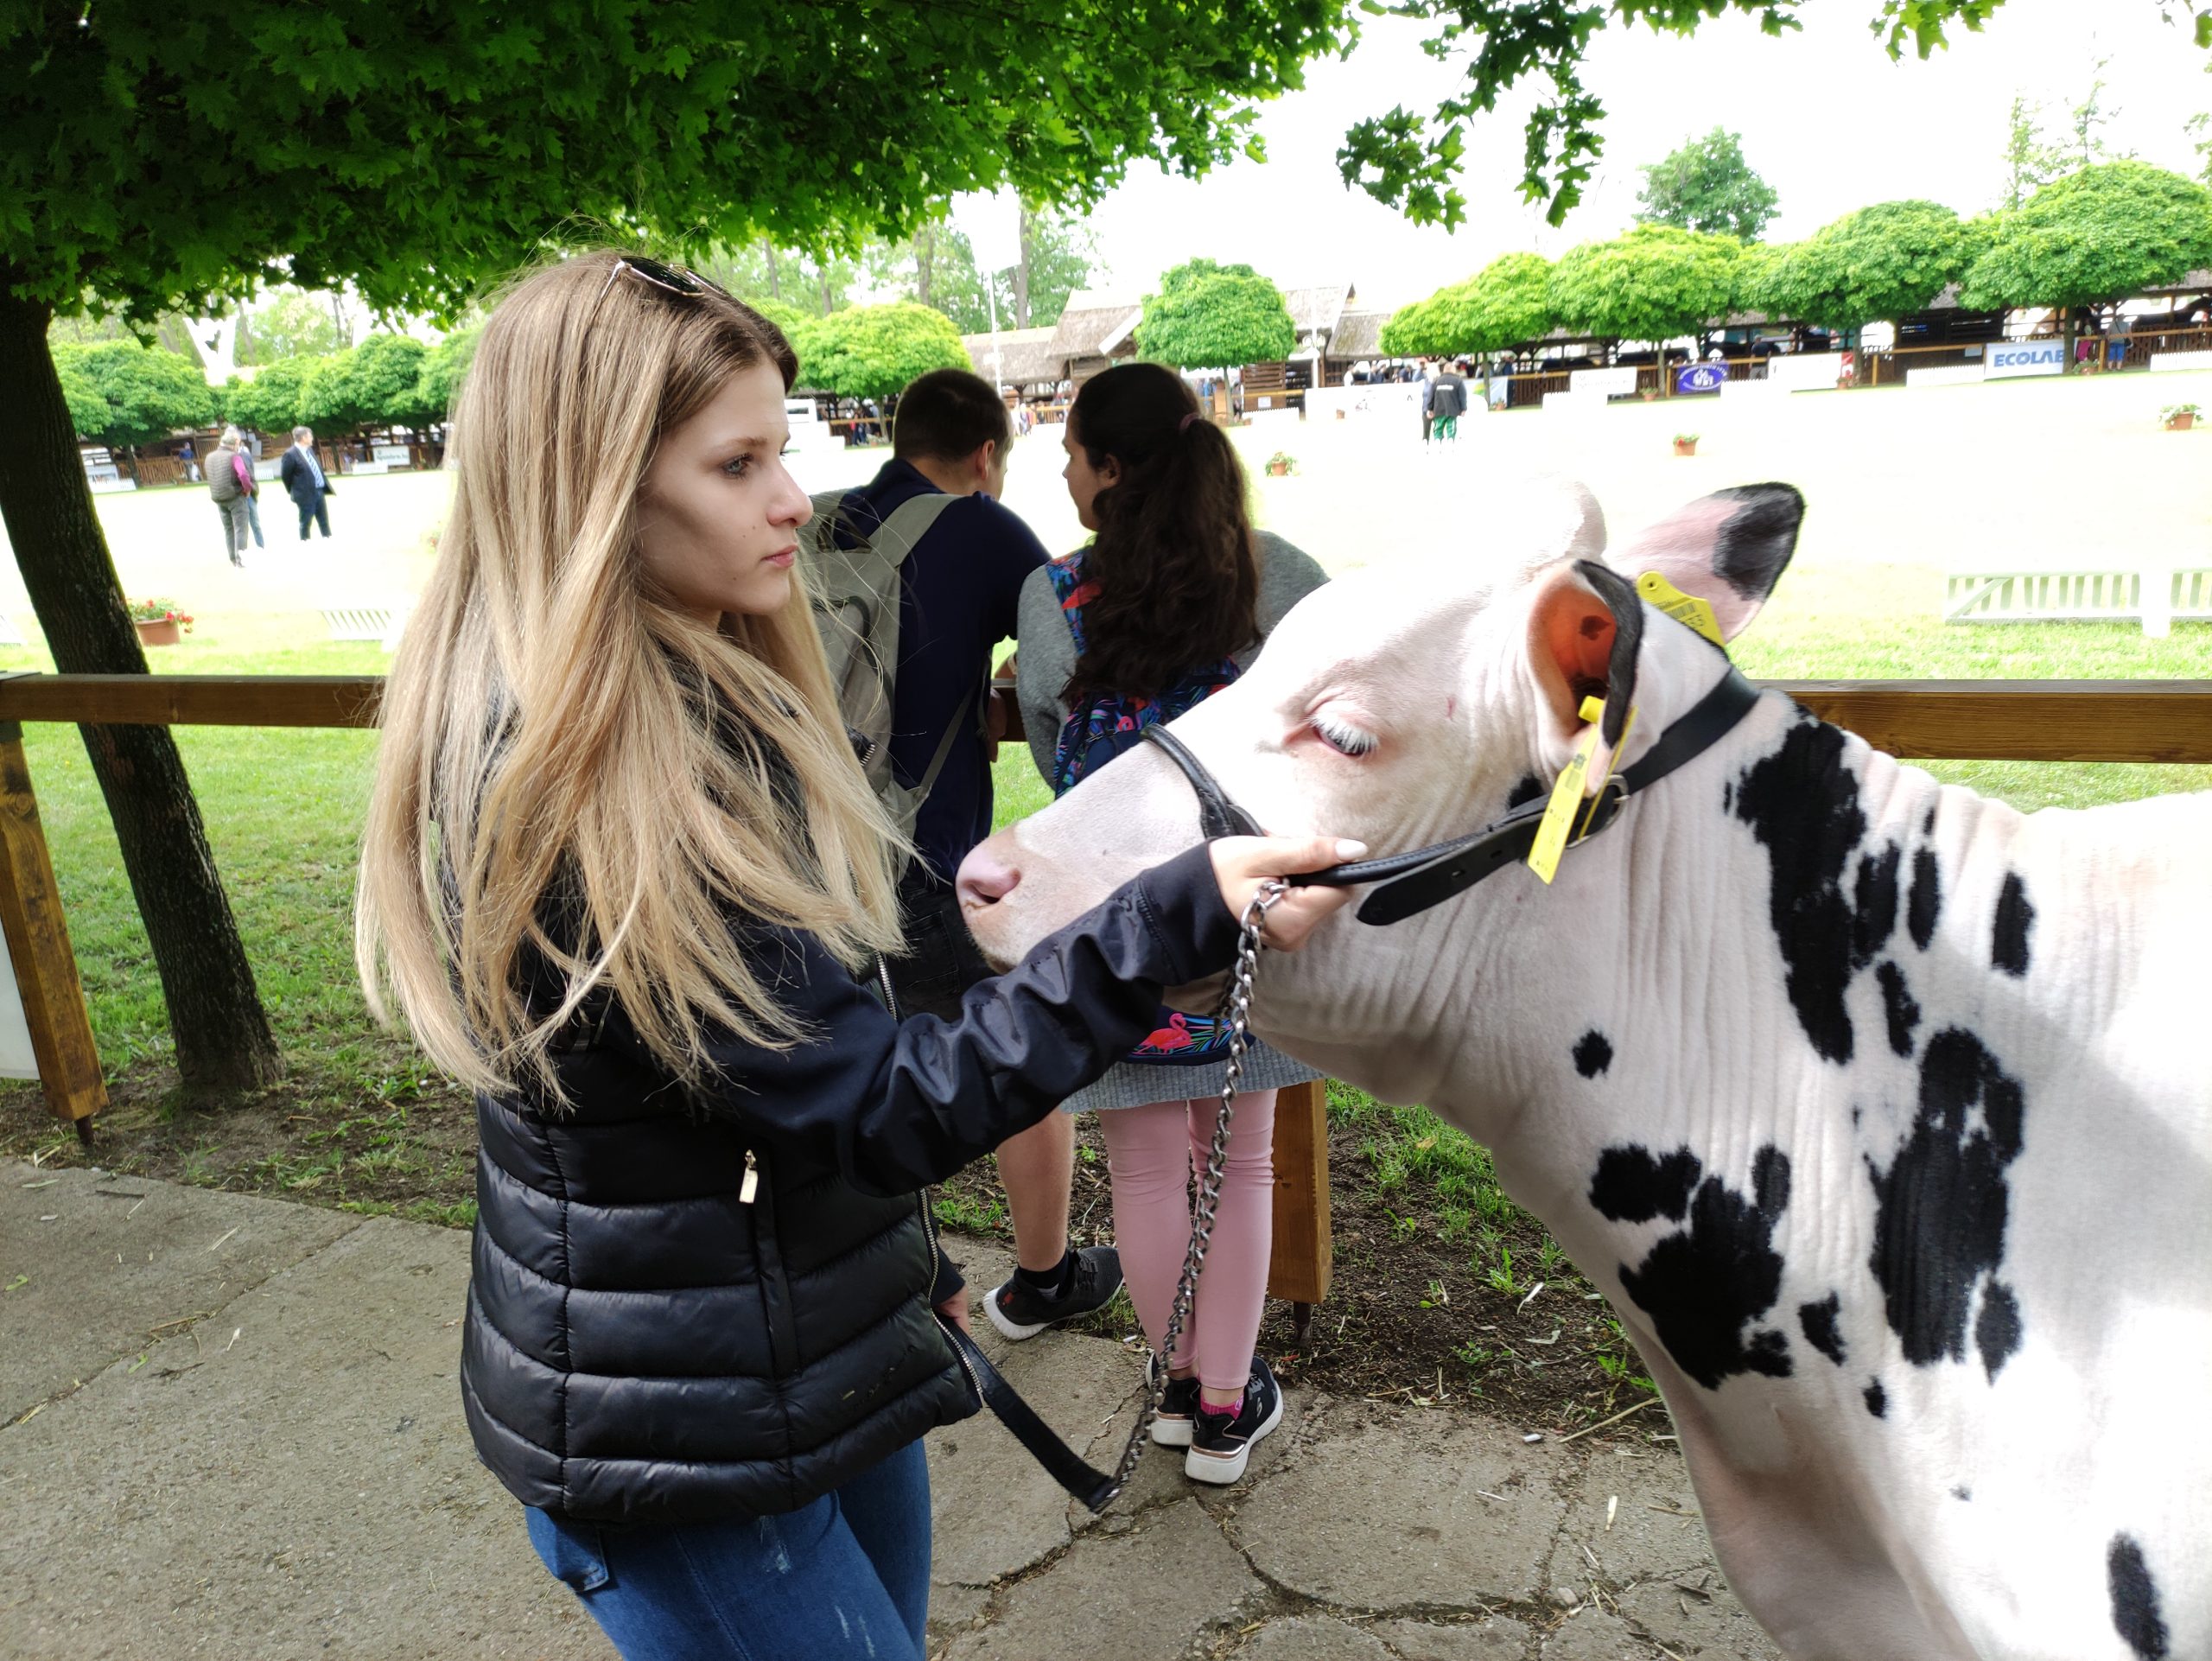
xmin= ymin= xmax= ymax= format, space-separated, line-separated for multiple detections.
xmin=1060 ymin=417 xmax=1120 ymax=532
xmin=638 ymin=361 xmax=812 ymax=622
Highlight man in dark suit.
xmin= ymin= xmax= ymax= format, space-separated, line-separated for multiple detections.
xmin=279 ymin=425 xmax=334 ymax=540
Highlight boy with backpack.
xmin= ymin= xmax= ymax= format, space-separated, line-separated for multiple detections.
xmin=801 ymin=368 xmax=1125 ymax=1337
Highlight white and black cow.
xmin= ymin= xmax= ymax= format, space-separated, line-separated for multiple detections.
xmin=959 ymin=481 xmax=2211 ymax=1661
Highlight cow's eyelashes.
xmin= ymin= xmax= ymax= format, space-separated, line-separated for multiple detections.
xmin=1313 ymin=715 xmax=1376 ymax=757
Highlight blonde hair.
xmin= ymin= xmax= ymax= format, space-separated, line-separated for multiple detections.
xmin=356 ymin=251 xmax=904 ymax=1103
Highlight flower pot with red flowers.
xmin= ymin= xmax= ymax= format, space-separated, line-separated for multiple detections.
xmin=2162 ymin=404 xmax=2199 ymax=432
xmin=128 ymin=599 xmax=193 ymax=647
xmin=1264 ymin=450 xmax=1299 ymax=477
xmin=1672 ymin=434 xmax=1700 ymax=457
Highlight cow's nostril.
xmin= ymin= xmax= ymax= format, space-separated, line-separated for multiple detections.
xmin=956 ymin=849 xmax=1020 ymax=909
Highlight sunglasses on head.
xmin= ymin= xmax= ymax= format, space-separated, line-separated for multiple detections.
xmin=597 ymin=255 xmax=729 ymax=304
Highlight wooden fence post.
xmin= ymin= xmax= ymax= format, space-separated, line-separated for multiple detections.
xmin=1266 ymin=1077 xmax=1332 ymax=1347
xmin=0 ymin=722 xmax=105 ymax=1139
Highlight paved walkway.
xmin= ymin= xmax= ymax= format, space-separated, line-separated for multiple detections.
xmin=0 ymin=1161 xmax=1780 ymax=1660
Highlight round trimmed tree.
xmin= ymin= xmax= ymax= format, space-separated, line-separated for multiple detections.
xmin=1758 ymin=200 xmax=1974 ymax=334
xmin=51 ymin=340 xmax=214 ymax=463
xmin=1135 ymin=260 xmax=1294 ymax=370
xmin=1548 ymin=225 xmax=1743 ymax=352
xmin=800 ymin=304 xmax=970 ymax=407
xmin=1383 ymin=252 xmax=1554 ymax=358
xmin=1960 ymin=161 xmax=2212 ymax=365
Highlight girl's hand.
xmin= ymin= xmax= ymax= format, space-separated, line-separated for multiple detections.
xmin=936 ymin=1289 xmax=973 ymax=1337
xmin=1209 ymin=836 xmax=1367 ymax=952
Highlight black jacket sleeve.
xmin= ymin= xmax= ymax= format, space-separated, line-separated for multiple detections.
xmin=651 ymin=842 xmax=1242 ymax=1195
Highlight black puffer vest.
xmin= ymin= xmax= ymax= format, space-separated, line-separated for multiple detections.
xmin=462 ymin=1009 xmax=976 ymax=1526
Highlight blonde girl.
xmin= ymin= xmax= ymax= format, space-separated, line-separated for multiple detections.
xmin=355 ymin=251 xmax=1356 ymax=1661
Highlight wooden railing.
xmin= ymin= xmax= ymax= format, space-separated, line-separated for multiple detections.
xmin=3 ymin=674 xmax=2207 ymax=1332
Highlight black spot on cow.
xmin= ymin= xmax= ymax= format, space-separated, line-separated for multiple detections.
xmin=1721 ymin=780 xmax=1733 ymax=814
xmin=1877 ymin=961 xmax=1921 ymax=1058
xmin=1908 ymin=848 xmax=1942 ymax=951
xmin=1507 ymin=772 xmax=1546 ymax=811
xmin=1992 ymin=872 xmax=2036 ymax=977
xmin=1609 ymin=1145 xmax=1795 ymax=1390
xmin=1975 ymin=1281 xmax=2023 ymax=1381
xmin=1853 ymin=842 xmax=1901 ymax=964
xmin=1921 ymin=805 xmax=1936 ymax=838
xmin=1863 ymin=1378 xmax=1887 ymax=1417
xmin=2108 ymin=1534 xmax=2171 ymax=1659
xmin=1573 ymin=1029 xmax=1614 ymax=1079
xmin=1735 ymin=724 xmax=1902 ymax=1065
xmin=1589 ymin=1146 xmax=1701 ymax=1223
xmin=1798 ymin=1294 xmax=1847 ymax=1366
xmin=1951 ymin=1486 xmax=1972 ymax=1501
xmin=1867 ymin=1028 xmax=2027 ymax=1369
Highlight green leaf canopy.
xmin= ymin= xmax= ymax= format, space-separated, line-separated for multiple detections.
xmin=799 ymin=304 xmax=971 ymax=404
xmin=1381 ymin=252 xmax=1554 ymax=357
xmin=1637 ymin=127 xmax=1781 ymax=242
xmin=50 ymin=340 xmax=213 ymax=449
xmin=1135 ymin=262 xmax=1296 ymax=369
xmin=1548 ymin=224 xmax=1743 ymax=347
xmin=1958 ymin=161 xmax=2212 ymax=313
xmin=1753 ymin=200 xmax=1975 ymax=330
xmin=4 ymin=4 xmax=1352 ymax=328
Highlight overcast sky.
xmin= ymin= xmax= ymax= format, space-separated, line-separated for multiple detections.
xmin=990 ymin=0 xmax=2212 ymax=312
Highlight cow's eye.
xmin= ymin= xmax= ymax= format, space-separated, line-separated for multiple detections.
xmin=1313 ymin=716 xmax=1376 ymax=757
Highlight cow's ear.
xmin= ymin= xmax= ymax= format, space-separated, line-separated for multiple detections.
xmin=1611 ymin=482 xmax=1804 ymax=641
xmin=1528 ymin=560 xmax=1643 ymax=786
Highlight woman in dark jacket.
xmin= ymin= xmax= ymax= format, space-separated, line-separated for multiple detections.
xmin=354 ymin=251 xmax=1357 ymax=1661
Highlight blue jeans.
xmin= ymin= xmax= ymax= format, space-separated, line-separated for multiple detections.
xmin=525 ymin=1438 xmax=932 ymax=1661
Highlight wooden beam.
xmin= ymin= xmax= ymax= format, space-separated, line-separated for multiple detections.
xmin=1773 ymin=680 xmax=2212 ymax=764
xmin=1266 ymin=1078 xmax=1332 ymax=1310
xmin=0 ymin=673 xmax=2199 ymax=763
xmin=0 ymin=674 xmax=382 ymax=729
xmin=0 ymin=724 xmax=106 ymax=1130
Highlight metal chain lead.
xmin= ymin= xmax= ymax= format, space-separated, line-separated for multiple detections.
xmin=1096 ymin=878 xmax=1287 ymax=1508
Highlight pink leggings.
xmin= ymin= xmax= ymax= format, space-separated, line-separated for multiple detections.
xmin=1096 ymin=1090 xmax=1276 ymax=1397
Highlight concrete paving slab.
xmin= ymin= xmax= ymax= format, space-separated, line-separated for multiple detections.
xmin=926 ymin=1324 xmax=1136 ymax=1586
xmin=1541 ymin=1452 xmax=1779 ymax=1659
xmin=1231 ymin=1613 xmax=1395 ymax=1658
xmin=1540 ymin=1608 xmax=1645 ymax=1659
xmin=944 ymin=1498 xmax=1261 ymax=1661
xmin=0 ymin=1160 xmax=357 ymax=1421
xmin=0 ymin=1213 xmax=606 ymax=1660
xmin=1373 ymin=1615 xmax=1542 ymax=1659
xmin=1230 ymin=1405 xmax=1573 ymax=1611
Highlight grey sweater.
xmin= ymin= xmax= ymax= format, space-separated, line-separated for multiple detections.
xmin=1016 ymin=531 xmax=1330 ymax=786
xmin=1014 ymin=531 xmax=1331 ymax=1111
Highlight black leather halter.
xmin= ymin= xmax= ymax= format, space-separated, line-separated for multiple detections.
xmin=1140 ymin=667 xmax=1764 ymax=926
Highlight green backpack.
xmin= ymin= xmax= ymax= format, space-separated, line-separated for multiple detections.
xmin=799 ymin=488 xmax=963 ymax=846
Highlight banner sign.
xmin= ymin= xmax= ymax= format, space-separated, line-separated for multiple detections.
xmin=1764 ymin=352 xmax=1849 ymax=391
xmin=1675 ymin=363 xmax=1726 ymax=395
xmin=1984 ymin=340 xmax=2065 ymax=379
xmin=1568 ymin=366 xmax=1639 ymax=399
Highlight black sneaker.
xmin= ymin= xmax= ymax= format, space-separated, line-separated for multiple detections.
xmin=1147 ymin=1355 xmax=1201 ymax=1449
xmin=985 ymin=1245 xmax=1123 ymax=1341
xmin=1185 ymin=1356 xmax=1284 ymax=1486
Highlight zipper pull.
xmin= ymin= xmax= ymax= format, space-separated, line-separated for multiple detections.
xmin=739 ymin=1150 xmax=759 ymax=1205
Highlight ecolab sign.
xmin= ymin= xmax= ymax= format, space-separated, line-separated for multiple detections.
xmin=1984 ymin=340 xmax=2066 ymax=379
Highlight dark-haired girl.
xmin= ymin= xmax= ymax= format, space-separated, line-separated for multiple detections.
xmin=1013 ymin=361 xmax=1329 ymax=1486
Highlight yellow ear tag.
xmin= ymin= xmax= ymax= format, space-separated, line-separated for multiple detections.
xmin=1637 ymin=570 xmax=1725 ymax=646
xmin=1577 ymin=701 xmax=1638 ymax=840
xmin=1527 ymin=696 xmax=1605 ymax=885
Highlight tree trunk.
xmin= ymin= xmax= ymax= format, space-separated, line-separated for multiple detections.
xmin=763 ymin=240 xmax=782 ymax=302
xmin=819 ymin=272 xmax=832 ymax=317
xmin=2062 ymin=307 xmax=2080 ymax=375
xmin=914 ymin=224 xmax=934 ymax=311
xmin=1014 ymin=205 xmax=1034 ymax=329
xmin=0 ymin=283 xmax=282 ymax=1092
